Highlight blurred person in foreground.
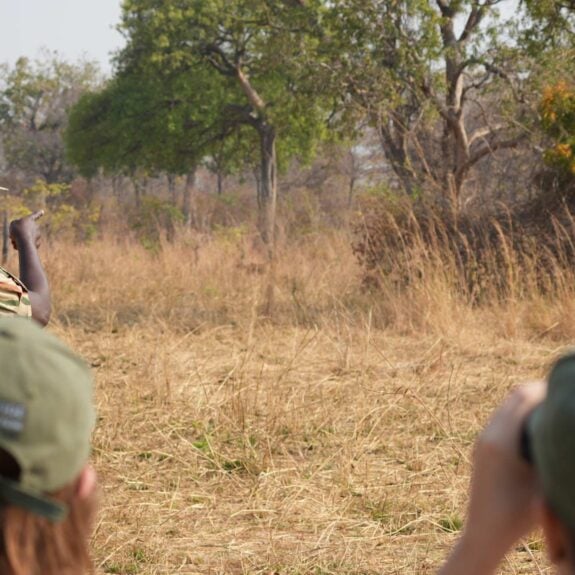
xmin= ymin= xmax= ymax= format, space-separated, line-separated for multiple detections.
xmin=0 ymin=211 xmax=50 ymax=326
xmin=439 ymin=353 xmax=575 ymax=575
xmin=0 ymin=318 xmax=97 ymax=575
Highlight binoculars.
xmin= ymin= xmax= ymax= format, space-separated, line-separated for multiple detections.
xmin=519 ymin=418 xmax=533 ymax=464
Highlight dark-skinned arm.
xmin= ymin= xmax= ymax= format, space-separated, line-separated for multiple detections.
xmin=9 ymin=211 xmax=51 ymax=326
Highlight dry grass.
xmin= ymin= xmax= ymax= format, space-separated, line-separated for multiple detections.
xmin=10 ymin=228 xmax=570 ymax=574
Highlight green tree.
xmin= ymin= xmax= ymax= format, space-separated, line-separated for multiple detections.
xmin=320 ymin=0 xmax=531 ymax=207
xmin=0 ymin=53 xmax=101 ymax=184
xmin=539 ymin=81 xmax=575 ymax=176
xmin=67 ymin=62 xmax=237 ymax=222
xmin=514 ymin=0 xmax=575 ymax=187
xmin=115 ymin=0 xmax=331 ymax=251
xmin=522 ymin=0 xmax=575 ymax=46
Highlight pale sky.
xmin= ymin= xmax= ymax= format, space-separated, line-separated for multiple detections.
xmin=0 ymin=0 xmax=519 ymax=74
xmin=0 ymin=0 xmax=124 ymax=72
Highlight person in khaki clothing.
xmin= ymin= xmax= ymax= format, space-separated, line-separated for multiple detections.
xmin=0 ymin=211 xmax=50 ymax=326
xmin=0 ymin=318 xmax=97 ymax=575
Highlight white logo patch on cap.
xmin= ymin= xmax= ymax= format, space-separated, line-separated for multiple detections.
xmin=0 ymin=399 xmax=26 ymax=436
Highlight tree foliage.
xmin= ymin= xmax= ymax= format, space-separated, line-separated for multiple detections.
xmin=540 ymin=81 xmax=575 ymax=175
xmin=112 ymin=0 xmax=333 ymax=244
xmin=522 ymin=0 xmax=575 ymax=47
xmin=60 ymin=0 xmax=575 ymax=228
xmin=67 ymin=70 xmax=215 ymax=179
xmin=316 ymin=0 xmax=533 ymax=206
xmin=0 ymin=54 xmax=101 ymax=184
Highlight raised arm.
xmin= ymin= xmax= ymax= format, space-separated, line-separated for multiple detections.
xmin=9 ymin=211 xmax=51 ymax=326
xmin=438 ymin=382 xmax=546 ymax=575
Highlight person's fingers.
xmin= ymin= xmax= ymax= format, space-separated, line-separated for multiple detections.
xmin=30 ymin=210 xmax=45 ymax=221
xmin=479 ymin=381 xmax=546 ymax=452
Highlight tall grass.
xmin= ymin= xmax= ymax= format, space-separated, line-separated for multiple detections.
xmin=353 ymin=196 xmax=575 ymax=341
xmin=13 ymin=219 xmax=570 ymax=573
xmin=36 ymin=230 xmax=360 ymax=333
xmin=20 ymin=210 xmax=575 ymax=342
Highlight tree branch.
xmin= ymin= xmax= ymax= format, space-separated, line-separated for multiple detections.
xmin=200 ymin=44 xmax=237 ymax=76
xmin=236 ymin=67 xmax=266 ymax=112
xmin=459 ymin=4 xmax=486 ymax=44
xmin=436 ymin=0 xmax=455 ymax=17
xmin=466 ymin=132 xmax=527 ymax=170
xmin=468 ymin=123 xmax=507 ymax=146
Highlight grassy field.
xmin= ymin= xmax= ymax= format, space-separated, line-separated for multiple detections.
xmin=24 ymin=230 xmax=568 ymax=574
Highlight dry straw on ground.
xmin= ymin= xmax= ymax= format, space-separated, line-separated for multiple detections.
xmin=18 ymin=229 xmax=569 ymax=574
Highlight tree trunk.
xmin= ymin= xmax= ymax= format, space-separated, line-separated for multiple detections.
xmin=85 ymin=177 xmax=95 ymax=206
xmin=257 ymin=123 xmax=277 ymax=254
xmin=167 ymin=174 xmax=178 ymax=207
xmin=217 ymin=171 xmax=224 ymax=195
xmin=112 ymin=175 xmax=121 ymax=199
xmin=254 ymin=167 xmax=262 ymax=207
xmin=133 ymin=179 xmax=142 ymax=208
xmin=131 ymin=171 xmax=148 ymax=208
xmin=256 ymin=123 xmax=278 ymax=318
xmin=377 ymin=118 xmax=417 ymax=196
xmin=183 ymin=171 xmax=196 ymax=228
xmin=233 ymin=64 xmax=277 ymax=315
xmin=347 ymin=175 xmax=356 ymax=209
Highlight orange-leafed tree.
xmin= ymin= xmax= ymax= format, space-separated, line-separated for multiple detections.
xmin=540 ymin=82 xmax=575 ymax=175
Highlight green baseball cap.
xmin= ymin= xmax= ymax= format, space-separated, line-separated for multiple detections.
xmin=0 ymin=318 xmax=95 ymax=521
xmin=529 ymin=351 xmax=575 ymax=529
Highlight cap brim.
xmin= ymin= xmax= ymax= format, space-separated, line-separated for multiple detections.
xmin=0 ymin=477 xmax=67 ymax=521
